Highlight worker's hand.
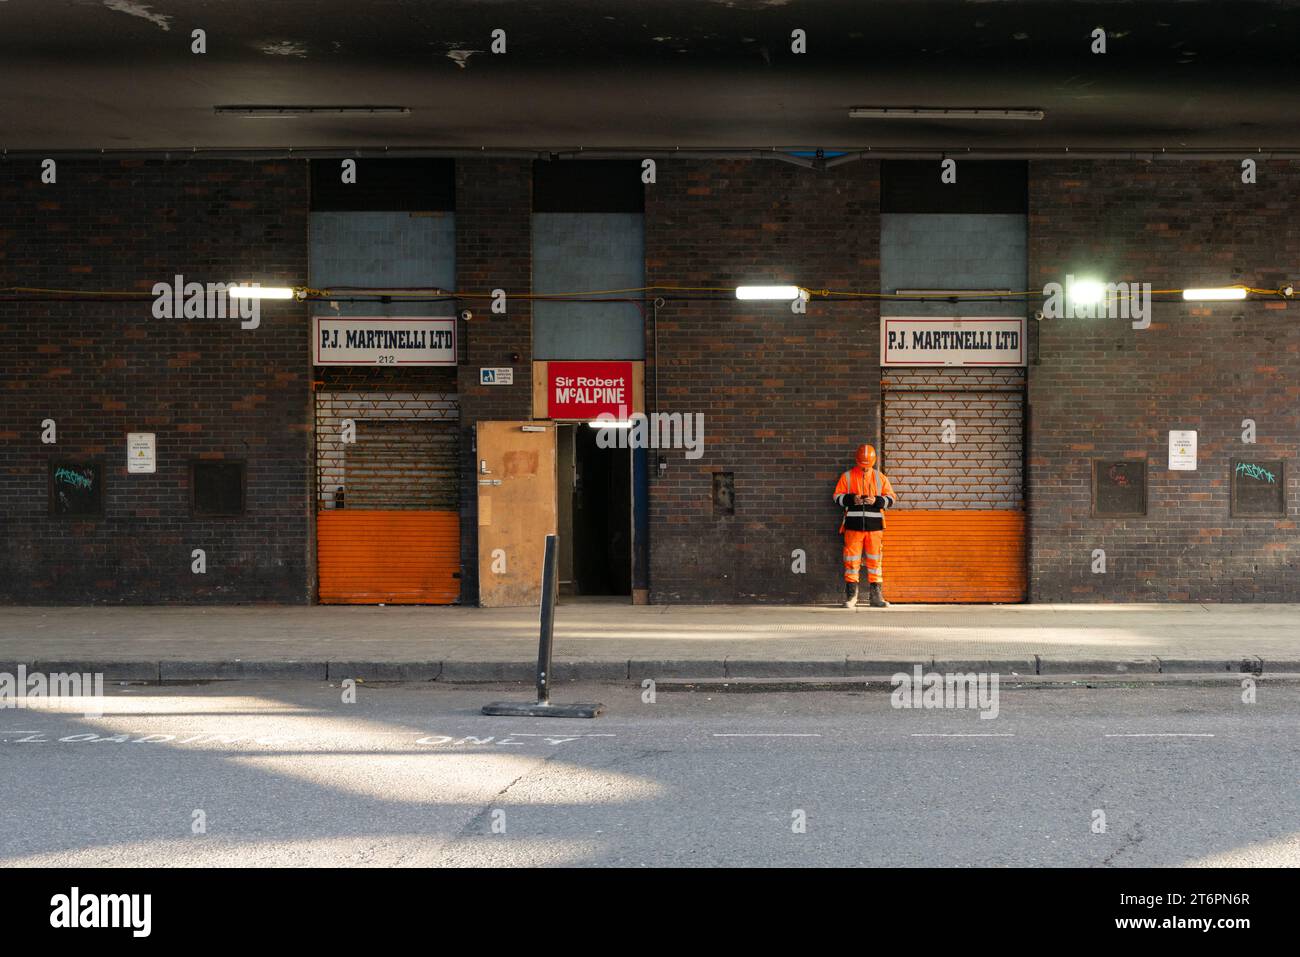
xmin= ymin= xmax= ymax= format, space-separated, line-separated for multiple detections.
xmin=850 ymin=494 xmax=863 ymax=506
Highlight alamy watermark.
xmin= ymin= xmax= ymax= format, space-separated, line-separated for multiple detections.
xmin=0 ymin=666 xmax=105 ymax=718
xmin=1042 ymin=275 xmax=1152 ymax=330
xmin=151 ymin=275 xmax=261 ymax=329
xmin=50 ymin=887 xmax=151 ymax=938
xmin=890 ymin=665 xmax=1000 ymax=719
xmin=593 ymin=405 xmax=704 ymax=460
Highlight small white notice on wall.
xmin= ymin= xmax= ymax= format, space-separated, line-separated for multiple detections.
xmin=1169 ymin=430 xmax=1197 ymax=470
xmin=127 ymin=433 xmax=156 ymax=474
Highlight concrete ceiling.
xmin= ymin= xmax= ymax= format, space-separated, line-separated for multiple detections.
xmin=2 ymin=0 xmax=1299 ymax=152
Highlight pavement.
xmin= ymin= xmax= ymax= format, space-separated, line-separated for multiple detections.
xmin=3 ymin=679 xmax=1298 ymax=866
xmin=1 ymin=601 xmax=1298 ymax=681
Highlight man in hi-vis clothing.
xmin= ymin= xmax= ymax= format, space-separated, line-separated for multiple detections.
xmin=833 ymin=444 xmax=897 ymax=608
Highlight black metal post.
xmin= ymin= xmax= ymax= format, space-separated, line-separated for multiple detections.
xmin=481 ymin=532 xmax=603 ymax=718
xmin=536 ymin=533 xmax=557 ymax=705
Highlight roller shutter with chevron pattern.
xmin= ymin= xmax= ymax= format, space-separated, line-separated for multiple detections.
xmin=881 ymin=368 xmax=1026 ymax=603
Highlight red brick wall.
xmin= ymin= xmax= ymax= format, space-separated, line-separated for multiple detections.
xmin=1027 ymin=161 xmax=1300 ymax=600
xmin=644 ymin=159 xmax=881 ymax=602
xmin=0 ymin=159 xmax=312 ymax=603
xmin=5 ymin=156 xmax=1295 ymax=607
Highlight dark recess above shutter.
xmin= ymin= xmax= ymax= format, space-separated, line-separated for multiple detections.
xmin=310 ymin=159 xmax=455 ymax=211
xmin=882 ymin=160 xmax=1027 ymax=214
xmin=533 ymin=160 xmax=645 ymax=213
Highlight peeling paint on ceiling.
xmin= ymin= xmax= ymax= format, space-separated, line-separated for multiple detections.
xmin=101 ymin=0 xmax=171 ymax=31
xmin=447 ymin=49 xmax=481 ymax=68
xmin=260 ymin=40 xmax=310 ymax=57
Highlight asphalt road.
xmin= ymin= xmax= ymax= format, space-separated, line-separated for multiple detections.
xmin=1 ymin=679 xmax=1297 ymax=867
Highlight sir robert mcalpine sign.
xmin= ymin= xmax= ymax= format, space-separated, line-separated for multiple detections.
xmin=882 ymin=317 xmax=1026 ymax=367
xmin=314 ymin=317 xmax=456 ymax=366
xmin=547 ymin=361 xmax=634 ymax=420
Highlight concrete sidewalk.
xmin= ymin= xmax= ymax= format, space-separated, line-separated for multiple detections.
xmin=1 ymin=602 xmax=1298 ymax=681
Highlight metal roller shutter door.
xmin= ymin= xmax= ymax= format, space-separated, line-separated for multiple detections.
xmin=883 ymin=511 xmax=1026 ymax=603
xmin=315 ymin=392 xmax=461 ymax=604
xmin=882 ymin=369 xmax=1026 ymax=603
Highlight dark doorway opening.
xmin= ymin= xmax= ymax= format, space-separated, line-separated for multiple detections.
xmin=557 ymin=424 xmax=632 ymax=598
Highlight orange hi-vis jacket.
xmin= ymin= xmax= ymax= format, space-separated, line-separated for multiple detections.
xmin=833 ymin=466 xmax=897 ymax=533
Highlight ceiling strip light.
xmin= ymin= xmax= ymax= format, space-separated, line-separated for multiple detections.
xmin=214 ymin=106 xmax=411 ymax=116
xmin=849 ymin=107 xmax=1045 ymax=121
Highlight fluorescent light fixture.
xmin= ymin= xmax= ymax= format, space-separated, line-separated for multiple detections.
xmin=849 ymin=107 xmax=1044 ymax=121
xmin=214 ymin=105 xmax=410 ymax=116
xmin=588 ymin=421 xmax=633 ymax=429
xmin=1182 ymin=287 xmax=1248 ymax=301
xmin=228 ymin=285 xmax=296 ymax=300
xmin=736 ymin=285 xmax=802 ymax=300
xmin=1067 ymin=279 xmax=1106 ymax=306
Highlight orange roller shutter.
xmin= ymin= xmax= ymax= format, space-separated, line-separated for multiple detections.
xmin=883 ymin=510 xmax=1027 ymax=603
xmin=317 ymin=510 xmax=461 ymax=604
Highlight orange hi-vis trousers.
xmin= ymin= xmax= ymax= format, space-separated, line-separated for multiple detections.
xmin=843 ymin=529 xmax=884 ymax=585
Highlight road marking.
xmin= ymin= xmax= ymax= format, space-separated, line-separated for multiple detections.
xmin=1104 ymin=733 xmax=1215 ymax=738
xmin=910 ymin=733 xmax=1015 ymax=737
xmin=712 ymin=733 xmax=822 ymax=737
xmin=2 ymin=730 xmax=618 ymax=747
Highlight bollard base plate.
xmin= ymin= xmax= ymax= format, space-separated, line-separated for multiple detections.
xmin=481 ymin=701 xmax=604 ymax=718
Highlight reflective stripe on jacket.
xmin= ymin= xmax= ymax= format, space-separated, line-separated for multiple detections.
xmin=833 ymin=466 xmax=897 ymax=532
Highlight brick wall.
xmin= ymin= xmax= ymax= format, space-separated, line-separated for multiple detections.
xmin=4 ymin=156 xmax=1294 ymax=607
xmin=645 ymin=159 xmax=881 ymax=603
xmin=1027 ymin=161 xmax=1300 ymax=601
xmin=454 ymin=160 xmax=534 ymax=604
xmin=0 ymin=159 xmax=312 ymax=603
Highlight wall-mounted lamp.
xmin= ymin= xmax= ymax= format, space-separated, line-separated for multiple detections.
xmin=735 ymin=285 xmax=805 ymax=301
xmin=228 ymin=285 xmax=298 ymax=300
xmin=1182 ymin=287 xmax=1248 ymax=301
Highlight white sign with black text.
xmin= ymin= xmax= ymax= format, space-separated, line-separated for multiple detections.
xmin=881 ymin=317 xmax=1026 ymax=367
xmin=1169 ymin=430 xmax=1197 ymax=470
xmin=127 ymin=433 xmax=156 ymax=474
xmin=313 ymin=317 xmax=456 ymax=366
xmin=480 ymin=367 xmax=514 ymax=385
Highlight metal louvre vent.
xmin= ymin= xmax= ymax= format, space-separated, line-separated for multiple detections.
xmin=315 ymin=392 xmax=459 ymax=510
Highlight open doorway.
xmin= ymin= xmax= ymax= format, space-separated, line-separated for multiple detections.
xmin=556 ymin=423 xmax=632 ymax=599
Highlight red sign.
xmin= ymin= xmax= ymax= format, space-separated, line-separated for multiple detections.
xmin=547 ymin=361 xmax=633 ymax=420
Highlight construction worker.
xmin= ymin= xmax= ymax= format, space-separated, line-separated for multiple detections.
xmin=833 ymin=444 xmax=897 ymax=609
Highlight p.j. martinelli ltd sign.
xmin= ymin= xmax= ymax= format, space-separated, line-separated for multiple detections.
xmin=881 ymin=317 xmax=1026 ymax=367
xmin=313 ymin=317 xmax=456 ymax=366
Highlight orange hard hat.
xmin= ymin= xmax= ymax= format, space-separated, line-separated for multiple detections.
xmin=855 ymin=444 xmax=876 ymax=468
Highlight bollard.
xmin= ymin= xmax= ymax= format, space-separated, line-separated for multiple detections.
xmin=536 ymin=533 xmax=557 ymax=705
xmin=481 ymin=534 xmax=604 ymax=719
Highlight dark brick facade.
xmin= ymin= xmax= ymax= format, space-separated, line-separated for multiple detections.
xmin=0 ymin=160 xmax=312 ymax=603
xmin=1027 ymin=161 xmax=1300 ymax=600
xmin=454 ymin=160 xmax=534 ymax=604
xmin=644 ymin=159 xmax=882 ymax=602
xmin=2 ymin=156 xmax=1296 ymax=605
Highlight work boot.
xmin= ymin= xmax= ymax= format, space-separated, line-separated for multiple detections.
xmin=843 ymin=582 xmax=859 ymax=609
xmin=868 ymin=582 xmax=889 ymax=607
